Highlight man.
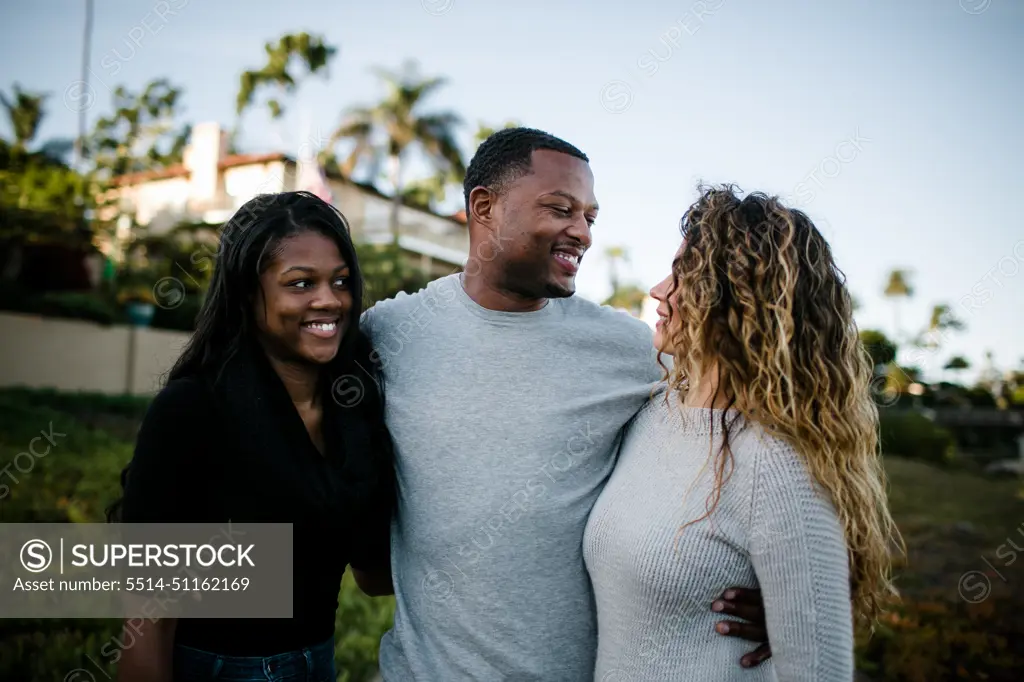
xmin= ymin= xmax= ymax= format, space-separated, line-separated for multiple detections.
xmin=360 ymin=128 xmax=769 ymax=680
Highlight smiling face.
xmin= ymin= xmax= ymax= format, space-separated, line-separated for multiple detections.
xmin=254 ymin=229 xmax=352 ymax=365
xmin=650 ymin=242 xmax=685 ymax=353
xmin=483 ymin=149 xmax=599 ymax=299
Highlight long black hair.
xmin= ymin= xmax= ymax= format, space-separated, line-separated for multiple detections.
xmin=170 ymin=190 xmax=369 ymax=384
xmin=107 ymin=191 xmax=391 ymax=521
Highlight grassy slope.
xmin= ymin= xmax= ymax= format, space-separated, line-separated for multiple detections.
xmin=856 ymin=457 xmax=1024 ymax=681
xmin=885 ymin=456 xmax=1024 ymax=542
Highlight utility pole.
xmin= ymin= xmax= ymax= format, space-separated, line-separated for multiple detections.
xmin=75 ymin=0 xmax=94 ymax=173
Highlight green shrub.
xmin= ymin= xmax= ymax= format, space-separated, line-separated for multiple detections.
xmin=855 ymin=594 xmax=1017 ymax=681
xmin=150 ymin=292 xmax=203 ymax=331
xmin=878 ymin=410 xmax=957 ymax=465
xmin=335 ymin=573 xmax=395 ymax=682
xmin=32 ymin=291 xmax=120 ymax=325
xmin=0 ymin=388 xmax=151 ymax=420
xmin=0 ymin=287 xmax=122 ymax=326
xmin=0 ymin=396 xmax=132 ymax=522
xmin=356 ymin=242 xmax=433 ymax=308
xmin=0 ymin=279 xmax=29 ymax=312
xmin=0 ymin=619 xmax=122 ymax=681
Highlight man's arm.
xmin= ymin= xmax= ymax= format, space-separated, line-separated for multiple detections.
xmin=349 ymin=410 xmax=397 ymax=598
xmin=116 ymin=617 xmax=177 ymax=682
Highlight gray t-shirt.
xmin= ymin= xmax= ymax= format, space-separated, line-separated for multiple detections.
xmin=360 ymin=273 xmax=661 ymax=681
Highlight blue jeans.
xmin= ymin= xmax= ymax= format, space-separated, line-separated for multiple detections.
xmin=172 ymin=637 xmax=337 ymax=681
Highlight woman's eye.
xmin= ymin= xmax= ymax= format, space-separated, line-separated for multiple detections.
xmin=334 ymin=276 xmax=349 ymax=289
xmin=289 ymin=280 xmax=310 ymax=289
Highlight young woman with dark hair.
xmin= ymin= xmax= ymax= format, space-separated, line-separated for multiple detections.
xmin=584 ymin=185 xmax=899 ymax=681
xmin=110 ymin=191 xmax=396 ymax=682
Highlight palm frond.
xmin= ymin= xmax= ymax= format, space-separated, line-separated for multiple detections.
xmin=327 ymin=61 xmax=468 ymax=212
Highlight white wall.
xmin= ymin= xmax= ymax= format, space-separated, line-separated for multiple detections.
xmin=0 ymin=312 xmax=190 ymax=396
xmin=124 ymin=176 xmax=192 ymax=233
xmin=223 ymin=161 xmax=288 ymax=201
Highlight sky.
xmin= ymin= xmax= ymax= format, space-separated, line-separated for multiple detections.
xmin=2 ymin=0 xmax=1022 ymax=383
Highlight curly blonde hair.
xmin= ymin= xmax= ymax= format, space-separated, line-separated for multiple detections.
xmin=660 ymin=183 xmax=902 ymax=627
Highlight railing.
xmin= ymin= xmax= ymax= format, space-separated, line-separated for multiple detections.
xmin=360 ymin=211 xmax=469 ymax=265
xmin=363 ymin=222 xmax=467 ymax=251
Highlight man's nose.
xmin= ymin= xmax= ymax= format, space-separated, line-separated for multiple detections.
xmin=565 ymin=217 xmax=592 ymax=249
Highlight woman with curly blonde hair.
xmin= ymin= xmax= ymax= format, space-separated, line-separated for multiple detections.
xmin=583 ymin=184 xmax=900 ymax=681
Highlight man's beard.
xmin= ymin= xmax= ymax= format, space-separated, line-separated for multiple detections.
xmin=501 ymin=257 xmax=576 ymax=300
xmin=543 ymin=279 xmax=576 ymax=299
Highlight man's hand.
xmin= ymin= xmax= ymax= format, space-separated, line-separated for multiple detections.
xmin=712 ymin=587 xmax=771 ymax=668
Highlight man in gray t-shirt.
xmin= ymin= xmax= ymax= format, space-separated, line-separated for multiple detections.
xmin=359 ymin=128 xmax=768 ymax=680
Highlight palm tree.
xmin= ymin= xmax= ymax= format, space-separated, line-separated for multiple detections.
xmin=0 ymin=84 xmax=48 ymax=152
xmin=406 ymin=119 xmax=519 ymax=209
xmin=883 ymin=268 xmax=914 ymax=341
xmin=978 ymin=349 xmax=1000 ymax=393
xmin=860 ymin=329 xmax=898 ymax=372
xmin=943 ymin=355 xmax=970 ymax=385
xmin=918 ymin=303 xmax=966 ymax=349
xmin=603 ymin=283 xmax=647 ymax=317
xmin=605 ymin=245 xmax=629 ymax=295
xmin=928 ymin=303 xmax=964 ymax=331
xmin=400 ymin=172 xmax=450 ymax=211
xmin=0 ymin=85 xmax=76 ymax=166
xmin=328 ymin=59 xmax=465 ymax=246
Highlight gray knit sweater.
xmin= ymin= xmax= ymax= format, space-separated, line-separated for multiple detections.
xmin=583 ymin=388 xmax=854 ymax=681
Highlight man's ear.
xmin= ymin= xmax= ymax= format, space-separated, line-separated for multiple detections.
xmin=468 ymin=185 xmax=495 ymax=227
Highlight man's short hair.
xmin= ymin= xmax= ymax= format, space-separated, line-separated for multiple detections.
xmin=463 ymin=127 xmax=589 ymax=208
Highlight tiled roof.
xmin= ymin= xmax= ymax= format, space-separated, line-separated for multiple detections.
xmin=111 ymin=153 xmax=292 ymax=186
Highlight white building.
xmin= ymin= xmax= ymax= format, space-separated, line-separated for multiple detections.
xmin=103 ymin=122 xmax=469 ymax=277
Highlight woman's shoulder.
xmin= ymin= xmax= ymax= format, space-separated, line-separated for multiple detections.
xmin=731 ymin=422 xmax=804 ymax=472
xmin=620 ymin=384 xmax=673 ymax=435
xmin=732 ymin=424 xmax=837 ymax=515
xmin=153 ymin=374 xmax=213 ymax=405
xmin=730 ymin=419 xmax=796 ymax=455
xmin=142 ymin=375 xmax=218 ymax=427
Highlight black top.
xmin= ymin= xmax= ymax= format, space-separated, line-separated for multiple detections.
xmin=119 ymin=339 xmax=395 ymax=656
